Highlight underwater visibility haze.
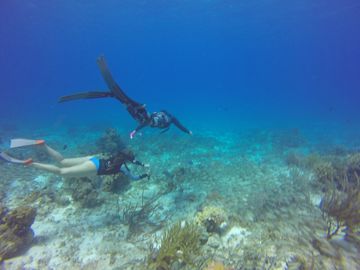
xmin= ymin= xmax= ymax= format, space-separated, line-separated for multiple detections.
xmin=0 ymin=0 xmax=360 ymax=269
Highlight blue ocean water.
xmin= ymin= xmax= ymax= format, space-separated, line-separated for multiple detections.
xmin=1 ymin=0 xmax=360 ymax=134
xmin=1 ymin=1 xmax=360 ymax=269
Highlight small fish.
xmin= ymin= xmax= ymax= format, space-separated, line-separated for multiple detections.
xmin=63 ymin=145 xmax=68 ymax=150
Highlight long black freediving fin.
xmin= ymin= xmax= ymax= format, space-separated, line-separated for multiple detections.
xmin=58 ymin=91 xmax=113 ymax=103
xmin=96 ymin=56 xmax=142 ymax=106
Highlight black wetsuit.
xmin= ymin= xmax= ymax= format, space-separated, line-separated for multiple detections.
xmin=95 ymin=156 xmax=149 ymax=180
xmin=59 ymin=56 xmax=191 ymax=135
xmin=133 ymin=110 xmax=191 ymax=134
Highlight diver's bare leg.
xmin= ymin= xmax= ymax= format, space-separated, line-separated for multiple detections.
xmin=31 ymin=162 xmax=62 ymax=174
xmin=42 ymin=144 xmax=64 ymax=162
xmin=60 ymin=156 xmax=94 ymax=167
xmin=32 ymin=161 xmax=97 ymax=177
xmin=41 ymin=144 xmax=93 ymax=167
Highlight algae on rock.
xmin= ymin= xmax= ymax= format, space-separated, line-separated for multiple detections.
xmin=195 ymin=206 xmax=228 ymax=234
xmin=64 ymin=177 xmax=102 ymax=208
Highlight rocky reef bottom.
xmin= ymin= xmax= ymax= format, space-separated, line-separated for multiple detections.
xmin=0 ymin=127 xmax=359 ymax=269
xmin=0 ymin=205 xmax=36 ymax=261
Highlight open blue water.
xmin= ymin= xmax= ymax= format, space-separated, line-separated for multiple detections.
xmin=1 ymin=0 xmax=360 ymax=134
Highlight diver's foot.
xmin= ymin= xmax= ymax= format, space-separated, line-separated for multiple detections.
xmin=0 ymin=152 xmax=33 ymax=165
xmin=24 ymin=158 xmax=33 ymax=165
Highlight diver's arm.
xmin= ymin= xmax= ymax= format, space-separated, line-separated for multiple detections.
xmin=130 ymin=122 xmax=148 ymax=139
xmin=132 ymin=159 xmax=144 ymax=166
xmin=171 ymin=117 xmax=192 ymax=135
xmin=132 ymin=159 xmax=150 ymax=168
xmin=120 ymin=166 xmax=149 ymax=181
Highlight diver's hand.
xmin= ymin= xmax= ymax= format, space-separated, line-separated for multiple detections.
xmin=130 ymin=130 xmax=136 ymax=139
xmin=189 ymin=131 xmax=193 ymax=136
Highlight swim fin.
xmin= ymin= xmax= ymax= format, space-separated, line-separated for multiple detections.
xmin=0 ymin=152 xmax=33 ymax=165
xmin=96 ymin=56 xmax=142 ymax=106
xmin=10 ymin=138 xmax=45 ymax=148
xmin=58 ymin=91 xmax=113 ymax=103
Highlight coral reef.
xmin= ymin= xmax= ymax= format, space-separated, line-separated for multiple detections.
xmin=0 ymin=205 xmax=36 ymax=261
xmin=120 ymin=191 xmax=163 ymax=239
xmin=203 ymin=261 xmax=230 ymax=270
xmin=284 ymin=151 xmax=303 ymax=167
xmin=149 ymin=221 xmax=202 ymax=270
xmin=320 ymin=187 xmax=360 ymax=239
xmin=95 ymin=128 xmax=126 ymax=155
xmin=102 ymin=174 xmax=130 ymax=193
xmin=314 ymin=161 xmax=336 ymax=188
xmin=2 ymin=127 xmax=360 ymax=269
xmin=0 ymin=191 xmax=5 ymax=204
xmin=315 ymin=153 xmax=360 ymax=239
xmin=285 ymin=254 xmax=320 ymax=270
xmin=160 ymin=166 xmax=189 ymax=195
xmin=0 ymin=204 xmax=7 ymax=220
xmin=314 ymin=153 xmax=360 ymax=190
xmin=64 ymin=177 xmax=102 ymax=208
xmin=195 ymin=206 xmax=228 ymax=234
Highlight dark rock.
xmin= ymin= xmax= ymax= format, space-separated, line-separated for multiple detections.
xmin=0 ymin=206 xmax=36 ymax=261
xmin=0 ymin=204 xmax=7 ymax=220
xmin=102 ymin=174 xmax=130 ymax=193
xmin=65 ymin=177 xmax=102 ymax=208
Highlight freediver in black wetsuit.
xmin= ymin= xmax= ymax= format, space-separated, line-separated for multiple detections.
xmin=59 ymin=56 xmax=192 ymax=139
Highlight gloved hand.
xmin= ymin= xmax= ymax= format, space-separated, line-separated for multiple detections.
xmin=139 ymin=173 xmax=150 ymax=180
xmin=130 ymin=130 xmax=136 ymax=139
